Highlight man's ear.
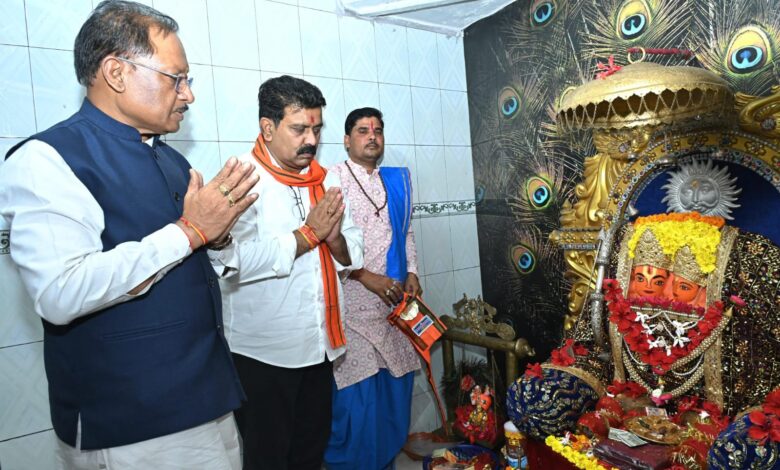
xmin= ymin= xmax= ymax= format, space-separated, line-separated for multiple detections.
xmin=343 ymin=134 xmax=350 ymax=151
xmin=260 ymin=117 xmax=275 ymax=141
xmin=100 ymin=57 xmax=126 ymax=93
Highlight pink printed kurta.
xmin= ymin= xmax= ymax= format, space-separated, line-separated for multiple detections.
xmin=329 ymin=161 xmax=421 ymax=389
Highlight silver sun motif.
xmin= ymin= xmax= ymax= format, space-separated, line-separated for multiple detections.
xmin=662 ymin=159 xmax=741 ymax=219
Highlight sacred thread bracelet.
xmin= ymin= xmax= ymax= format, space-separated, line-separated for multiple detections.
xmin=298 ymin=224 xmax=320 ymax=249
xmin=179 ymin=217 xmax=208 ymax=246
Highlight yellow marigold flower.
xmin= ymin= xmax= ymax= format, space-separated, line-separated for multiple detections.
xmin=628 ymin=218 xmax=722 ymax=274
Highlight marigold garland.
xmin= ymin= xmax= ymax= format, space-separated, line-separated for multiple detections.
xmin=633 ymin=212 xmax=725 ymax=229
xmin=628 ymin=214 xmax=723 ymax=274
xmin=544 ymin=435 xmax=616 ymax=470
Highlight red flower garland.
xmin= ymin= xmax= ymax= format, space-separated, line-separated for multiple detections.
xmin=603 ymin=280 xmax=725 ymax=374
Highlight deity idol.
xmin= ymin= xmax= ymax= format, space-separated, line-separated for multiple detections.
xmin=508 ymin=160 xmax=780 ymax=467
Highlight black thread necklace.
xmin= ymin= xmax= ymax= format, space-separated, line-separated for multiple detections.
xmin=345 ymin=160 xmax=387 ymax=217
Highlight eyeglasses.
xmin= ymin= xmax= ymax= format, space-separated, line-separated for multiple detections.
xmin=288 ymin=186 xmax=305 ymax=222
xmin=116 ymin=57 xmax=193 ymax=94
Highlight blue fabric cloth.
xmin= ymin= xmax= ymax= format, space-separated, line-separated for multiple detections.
xmin=5 ymin=99 xmax=244 ymax=449
xmin=325 ymin=369 xmax=414 ymax=470
xmin=379 ymin=167 xmax=413 ymax=282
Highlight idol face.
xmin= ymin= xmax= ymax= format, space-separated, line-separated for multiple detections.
xmin=628 ymin=265 xmax=670 ymax=299
xmin=678 ymin=177 xmax=720 ymax=213
xmin=671 ymin=274 xmax=703 ymax=304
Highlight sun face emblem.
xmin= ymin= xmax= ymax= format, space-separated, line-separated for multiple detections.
xmin=661 ymin=159 xmax=741 ymax=220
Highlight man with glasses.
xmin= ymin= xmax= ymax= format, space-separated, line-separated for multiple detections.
xmin=216 ymin=75 xmax=363 ymax=469
xmin=0 ymin=1 xmax=257 ymax=468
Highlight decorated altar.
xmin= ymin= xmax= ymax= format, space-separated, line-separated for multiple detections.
xmin=505 ymin=59 xmax=780 ymax=469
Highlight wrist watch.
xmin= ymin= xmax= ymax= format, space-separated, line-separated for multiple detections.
xmin=208 ymin=233 xmax=233 ymax=251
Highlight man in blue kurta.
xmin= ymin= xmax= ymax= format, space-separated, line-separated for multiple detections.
xmin=0 ymin=1 xmax=258 ymax=468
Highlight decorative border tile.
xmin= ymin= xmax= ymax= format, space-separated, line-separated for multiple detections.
xmin=412 ymin=199 xmax=476 ymax=218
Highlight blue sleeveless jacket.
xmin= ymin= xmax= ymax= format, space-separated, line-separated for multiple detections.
xmin=6 ymin=100 xmax=244 ymax=449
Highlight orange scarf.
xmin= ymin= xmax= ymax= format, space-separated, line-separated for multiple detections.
xmin=252 ymin=135 xmax=346 ymax=349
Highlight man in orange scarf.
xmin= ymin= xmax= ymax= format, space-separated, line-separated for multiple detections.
xmin=213 ymin=76 xmax=363 ymax=469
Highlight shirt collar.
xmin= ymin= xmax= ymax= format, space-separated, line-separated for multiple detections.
xmin=346 ymin=159 xmax=379 ymax=178
xmin=79 ymin=98 xmax=147 ymax=142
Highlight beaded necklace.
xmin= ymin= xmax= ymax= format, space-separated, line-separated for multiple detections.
xmin=345 ymin=160 xmax=387 ymax=217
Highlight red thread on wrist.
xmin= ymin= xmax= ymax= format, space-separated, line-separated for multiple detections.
xmin=298 ymin=224 xmax=320 ymax=249
xmin=176 ymin=221 xmax=195 ymax=250
xmin=179 ymin=217 xmax=208 ymax=246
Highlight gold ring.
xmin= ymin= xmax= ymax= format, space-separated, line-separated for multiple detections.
xmin=219 ymin=184 xmax=231 ymax=196
xmin=385 ymin=289 xmax=392 ymax=296
xmin=227 ymin=194 xmax=235 ymax=207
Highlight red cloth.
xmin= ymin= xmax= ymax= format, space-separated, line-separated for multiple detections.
xmin=524 ymin=439 xmax=578 ymax=470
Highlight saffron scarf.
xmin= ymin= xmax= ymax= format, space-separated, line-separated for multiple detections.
xmin=252 ymin=135 xmax=346 ymax=349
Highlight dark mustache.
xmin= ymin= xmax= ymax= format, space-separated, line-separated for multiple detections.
xmin=297 ymin=145 xmax=317 ymax=156
xmin=175 ymin=104 xmax=189 ymax=113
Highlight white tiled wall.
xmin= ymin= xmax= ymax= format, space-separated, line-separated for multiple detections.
xmin=0 ymin=1 xmax=480 ymax=465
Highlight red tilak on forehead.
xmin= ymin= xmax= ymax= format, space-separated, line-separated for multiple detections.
xmin=369 ymin=120 xmax=375 ymax=132
xmin=309 ymin=115 xmax=314 ymax=124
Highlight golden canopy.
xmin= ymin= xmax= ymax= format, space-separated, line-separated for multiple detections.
xmin=556 ymin=62 xmax=736 ymax=133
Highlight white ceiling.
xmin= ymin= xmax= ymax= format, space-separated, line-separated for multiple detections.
xmin=336 ymin=0 xmax=516 ymax=36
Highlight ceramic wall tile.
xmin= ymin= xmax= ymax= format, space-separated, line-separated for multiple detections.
xmin=420 ymin=217 xmax=453 ymax=275
xmin=256 ymin=0 xmax=303 ymax=75
xmin=0 ymin=430 xmax=57 ymax=470
xmin=29 ymin=48 xmax=85 ymax=132
xmin=0 ymin=0 xmax=28 ymax=46
xmin=339 ymin=16 xmax=377 ymax=83
xmin=378 ymin=84 xmax=414 ymax=145
xmin=406 ymin=28 xmax=439 ymax=89
xmin=168 ymin=63 xmax=218 ymax=141
xmin=212 ymin=66 xmax=261 ymax=142
xmin=298 ymin=0 xmax=340 ymax=12
xmin=154 ymin=0 xmax=212 ymax=65
xmin=444 ymin=146 xmax=474 ymax=201
xmin=343 ymin=80 xmax=380 ymax=116
xmin=411 ymin=87 xmax=443 ymax=146
xmin=453 ymin=266 xmax=483 ymax=301
xmin=450 ymin=213 xmax=479 ymax=270
xmin=440 ymin=90 xmax=470 ymax=146
xmin=299 ymin=8 xmax=342 ymax=78
xmin=374 ymin=23 xmax=410 ymax=86
xmin=0 ymin=45 xmax=36 ymax=137
xmin=437 ymin=34 xmax=467 ymax=91
xmin=0 ymin=342 xmax=50 ymax=441
xmin=25 ymin=0 xmax=92 ymax=50
xmin=207 ymin=0 xmax=259 ymax=69
xmin=316 ymin=142 xmax=345 ymax=169
xmin=0 ymin=249 xmax=41 ymax=349
xmin=167 ymin=141 xmax=222 ymax=182
xmin=414 ymin=146 xmax=447 ymax=204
